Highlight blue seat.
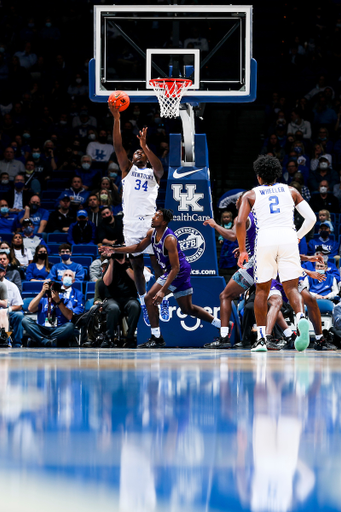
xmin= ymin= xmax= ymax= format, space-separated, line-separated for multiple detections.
xmin=41 ymin=189 xmax=63 ymax=201
xmin=85 ymin=281 xmax=95 ymax=300
xmin=49 ymin=255 xmax=61 ymax=265
xmin=21 ymin=281 xmax=44 ymax=298
xmin=0 ymin=232 xmax=13 ymax=243
xmin=22 ymin=297 xmax=33 ymax=312
xmin=72 ymin=245 xmax=98 ymax=257
xmin=71 ymin=256 xmax=93 ymax=268
xmin=47 ymin=233 xmax=68 ymax=244
xmin=40 ymin=200 xmax=56 ymax=211
xmin=47 ymin=243 xmax=61 ymax=254
xmin=316 ymin=299 xmax=334 ymax=315
xmin=72 ymin=281 xmax=83 ymax=292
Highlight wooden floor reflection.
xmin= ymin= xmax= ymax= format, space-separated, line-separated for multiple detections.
xmin=0 ymin=349 xmax=339 ymax=512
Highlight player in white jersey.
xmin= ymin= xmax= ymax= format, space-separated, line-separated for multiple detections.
xmin=108 ymin=102 xmax=164 ymax=326
xmin=236 ymin=155 xmax=316 ymax=352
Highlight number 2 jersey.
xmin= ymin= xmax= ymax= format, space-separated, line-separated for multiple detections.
xmin=122 ymin=164 xmax=159 ymax=221
xmin=252 ymin=183 xmax=298 ymax=249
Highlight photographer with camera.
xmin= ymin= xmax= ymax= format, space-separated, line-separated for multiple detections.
xmin=83 ymin=250 xmax=140 ymax=348
xmin=22 ymin=269 xmax=84 ymax=347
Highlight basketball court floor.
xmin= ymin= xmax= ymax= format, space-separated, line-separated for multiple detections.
xmin=0 ymin=347 xmax=340 ymax=511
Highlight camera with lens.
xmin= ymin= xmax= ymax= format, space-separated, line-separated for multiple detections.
xmin=111 ymin=244 xmax=125 ymax=261
xmin=46 ymin=281 xmax=64 ymax=297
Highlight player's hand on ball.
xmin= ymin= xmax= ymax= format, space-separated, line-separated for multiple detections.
xmin=108 ymin=101 xmax=120 ymax=118
xmin=237 ymin=251 xmax=248 ymax=269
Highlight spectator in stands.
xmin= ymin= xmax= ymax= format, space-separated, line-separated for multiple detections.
xmin=0 ymin=172 xmax=12 ymax=195
xmin=308 ymin=223 xmax=339 ymax=257
xmin=30 ymin=144 xmax=51 ymax=185
xmin=5 ymin=173 xmax=32 ymax=212
xmin=312 ymin=94 xmax=338 ymax=131
xmin=97 ymin=206 xmax=124 ymax=246
xmin=74 ymin=155 xmax=101 ymax=191
xmin=25 ymin=244 xmax=51 ymax=281
xmin=302 ymin=260 xmax=339 ymax=301
xmin=308 ymin=155 xmax=339 ymax=193
xmin=23 ymin=269 xmax=84 ymax=348
xmin=281 ymin=159 xmax=299 ymax=185
xmin=89 ymin=253 xmax=109 ymax=282
xmin=260 ymin=133 xmax=285 ymax=162
xmin=302 ymin=245 xmax=340 ymax=284
xmin=310 ymin=143 xmax=331 ymax=171
xmin=57 ymin=176 xmax=89 ymax=212
xmin=48 ymin=243 xmax=85 ymax=282
xmin=0 ymin=198 xmax=17 ymax=233
xmin=0 ymin=264 xmax=24 ymax=348
xmin=67 ymin=209 xmax=96 ymax=245
xmin=15 ymin=194 xmax=49 ymax=237
xmin=305 ymin=74 xmax=334 ymax=102
xmin=46 ymin=194 xmax=75 ymax=233
xmin=0 ymin=251 xmax=22 ymax=292
xmin=24 ymin=158 xmax=41 ymax=195
xmin=287 ymin=108 xmax=312 ymax=139
xmin=11 ymin=232 xmax=33 ymax=268
xmin=86 ymin=128 xmax=114 ymax=171
xmin=217 ymin=210 xmax=233 ymax=244
xmin=14 ymin=41 xmax=37 ymax=70
xmin=72 ymin=105 xmax=97 ymax=133
xmin=293 ymin=172 xmax=311 ymax=202
xmin=0 ymin=146 xmax=25 ymax=180
xmin=21 ymin=218 xmax=48 ymax=254
xmin=318 ymin=209 xmax=334 ymax=232
xmin=309 ymin=179 xmax=340 ymax=213
xmin=314 ymin=127 xmax=334 ymax=154
xmin=86 ymin=193 xmax=102 ymax=228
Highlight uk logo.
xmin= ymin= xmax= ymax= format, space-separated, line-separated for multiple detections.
xmin=171 ymin=184 xmax=204 ymax=212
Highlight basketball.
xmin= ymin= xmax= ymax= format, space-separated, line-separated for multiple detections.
xmin=108 ymin=91 xmax=130 ymax=112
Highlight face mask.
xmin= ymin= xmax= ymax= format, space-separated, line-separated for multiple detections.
xmin=320 ymin=231 xmax=329 ymax=239
xmin=1 ymin=179 xmax=9 ymax=185
xmin=99 ymin=136 xmax=107 ymax=143
xmin=23 ymin=133 xmax=30 ymax=139
xmin=319 ymin=137 xmax=327 ymax=141
xmin=32 ymin=152 xmax=40 ymax=159
xmin=109 ymin=172 xmax=117 ymax=179
xmin=100 ymin=194 xmax=108 ymax=201
xmin=88 ymin=133 xmax=96 ymax=140
xmin=46 ymin=22 xmax=52 ymax=28
xmin=24 ymin=226 xmax=34 ymax=236
xmin=290 ymin=156 xmax=297 ymax=162
xmin=103 ymin=216 xmax=112 ymax=223
xmin=61 ymin=253 xmax=70 ymax=261
xmin=76 ymin=78 xmax=82 ymax=84
xmin=59 ymin=120 xmax=67 ymax=126
xmin=320 ymin=186 xmax=328 ymax=194
xmin=320 ymin=162 xmax=328 ymax=169
xmin=0 ymin=207 xmax=9 ymax=214
xmin=81 ymin=163 xmax=91 ymax=170
xmin=14 ymin=182 xmax=24 ymax=189
xmin=78 ymin=220 xmax=87 ymax=227
xmin=25 ymin=169 xmax=34 ymax=175
xmin=294 ymin=146 xmax=302 ymax=154
xmin=30 ymin=204 xmax=39 ymax=212
xmin=63 ymin=276 xmax=73 ymax=287
xmin=38 ymin=253 xmax=47 ymax=260
xmin=28 ymin=23 xmax=34 ymax=28
xmin=1 ymin=248 xmax=10 ymax=255
xmin=316 ymin=269 xmax=326 ymax=274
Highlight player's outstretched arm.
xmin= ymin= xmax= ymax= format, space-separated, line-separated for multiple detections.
xmin=137 ymin=127 xmax=164 ymax=182
xmin=108 ymin=102 xmax=131 ymax=175
xmin=203 ymin=217 xmax=237 ymax=241
xmin=290 ymin=187 xmax=316 ymax=240
xmin=100 ymin=230 xmax=153 ymax=256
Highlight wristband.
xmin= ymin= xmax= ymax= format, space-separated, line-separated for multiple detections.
xmin=55 ymin=300 xmax=62 ymax=306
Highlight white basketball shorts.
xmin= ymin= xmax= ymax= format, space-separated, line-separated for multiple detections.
xmin=123 ymin=216 xmax=154 ymax=256
xmin=254 ymin=228 xmax=302 ymax=284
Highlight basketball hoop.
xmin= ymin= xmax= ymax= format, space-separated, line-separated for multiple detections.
xmin=149 ymin=78 xmax=193 ymax=118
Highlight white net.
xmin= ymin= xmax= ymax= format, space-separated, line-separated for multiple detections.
xmin=149 ymin=78 xmax=192 ymax=118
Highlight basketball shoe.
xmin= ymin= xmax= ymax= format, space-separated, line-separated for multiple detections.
xmin=138 ymin=335 xmax=166 ymax=348
xmin=294 ymin=317 xmax=310 ymax=352
xmin=141 ymin=304 xmax=151 ymax=327
xmin=251 ymin=338 xmax=268 ymax=352
xmin=204 ymin=322 xmax=234 ymax=349
xmin=159 ymin=298 xmax=170 ymax=322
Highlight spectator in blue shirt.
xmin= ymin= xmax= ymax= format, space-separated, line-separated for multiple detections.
xmin=56 ymin=176 xmax=90 ymax=213
xmin=308 ymin=224 xmax=340 ymax=257
xmin=0 ymin=198 xmax=16 ymax=233
xmin=48 ymin=243 xmax=85 ymax=282
xmin=67 ymin=209 xmax=96 ymax=245
xmin=25 ymin=244 xmax=51 ymax=281
xmin=14 ymin=194 xmax=49 ymax=238
xmin=302 ymin=259 xmax=339 ymax=301
xmin=313 ymin=94 xmax=338 ymax=130
xmin=74 ymin=155 xmax=101 ymax=191
xmin=22 ymin=269 xmax=84 ymax=347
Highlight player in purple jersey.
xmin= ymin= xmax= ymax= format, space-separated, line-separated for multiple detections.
xmin=203 ymin=193 xmax=257 ymax=348
xmin=100 ymin=209 xmax=221 ymax=348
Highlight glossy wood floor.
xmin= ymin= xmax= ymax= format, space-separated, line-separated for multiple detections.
xmin=0 ymin=348 xmax=340 ymax=512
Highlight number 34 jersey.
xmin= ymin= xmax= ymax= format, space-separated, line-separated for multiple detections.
xmin=122 ymin=165 xmax=159 ymax=221
xmin=252 ymin=183 xmax=295 ymax=233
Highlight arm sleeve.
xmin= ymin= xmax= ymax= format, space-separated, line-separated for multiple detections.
xmin=325 ymin=278 xmax=339 ymax=300
xmin=295 ymin=200 xmax=316 ymax=240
